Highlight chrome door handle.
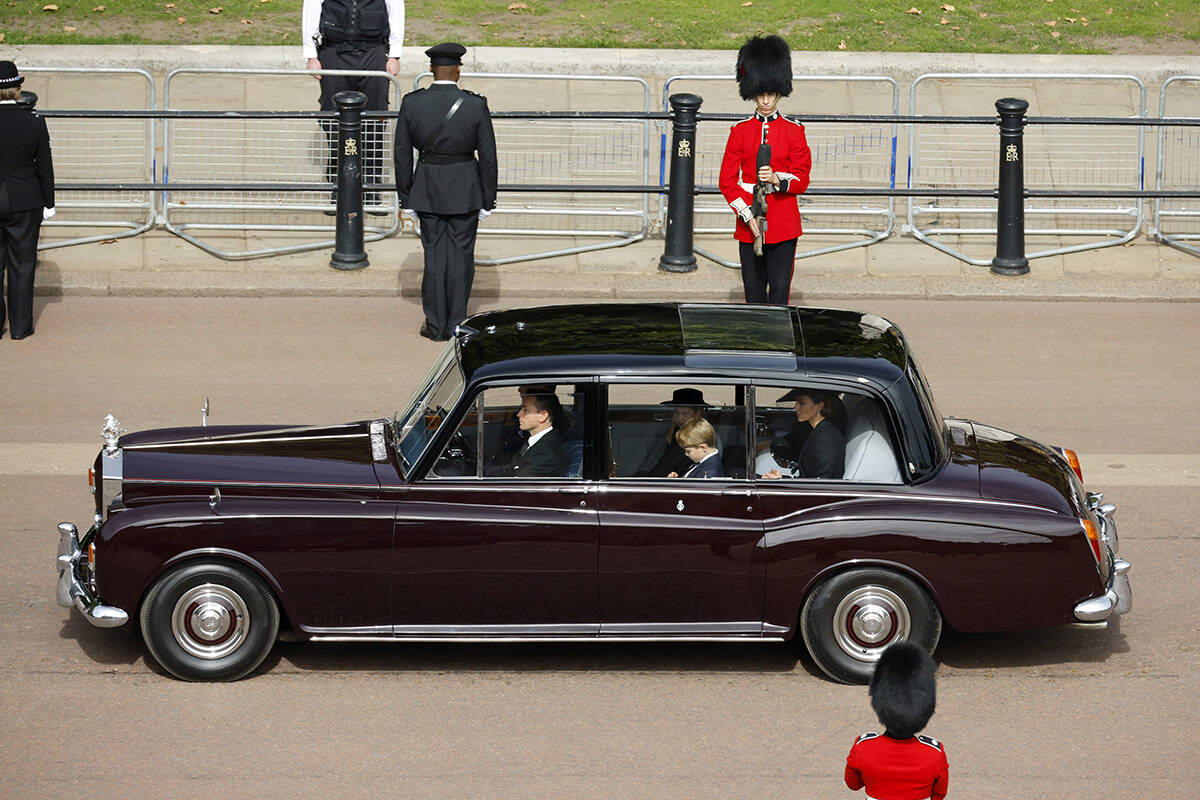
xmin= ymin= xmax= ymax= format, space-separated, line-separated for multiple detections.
xmin=558 ymin=486 xmax=588 ymax=496
xmin=720 ymin=488 xmax=753 ymax=497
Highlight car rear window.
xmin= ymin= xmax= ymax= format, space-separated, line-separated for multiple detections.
xmin=679 ymin=305 xmax=795 ymax=353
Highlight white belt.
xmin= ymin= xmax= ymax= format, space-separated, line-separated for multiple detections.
xmin=739 ymin=181 xmax=754 ymax=193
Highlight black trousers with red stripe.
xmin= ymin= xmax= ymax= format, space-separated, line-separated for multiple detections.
xmin=739 ymin=238 xmax=797 ymax=305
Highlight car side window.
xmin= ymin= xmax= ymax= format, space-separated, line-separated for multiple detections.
xmin=605 ymin=383 xmax=748 ymax=479
xmin=754 ymin=386 xmax=902 ymax=483
xmin=429 ymin=385 xmax=587 ymax=480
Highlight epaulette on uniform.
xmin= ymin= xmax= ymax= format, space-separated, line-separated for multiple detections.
xmin=855 ymin=732 xmax=880 ymax=744
xmin=916 ymin=734 xmax=943 ymax=751
xmin=461 ymin=88 xmax=483 ymax=98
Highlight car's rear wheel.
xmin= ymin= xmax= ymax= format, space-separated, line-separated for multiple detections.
xmin=800 ymin=566 xmax=941 ymax=684
xmin=140 ymin=561 xmax=279 ymax=682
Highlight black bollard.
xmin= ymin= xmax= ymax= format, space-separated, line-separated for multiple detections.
xmin=330 ymin=90 xmax=369 ymax=271
xmin=659 ymin=93 xmax=703 ymax=273
xmin=991 ymin=97 xmax=1030 ymax=276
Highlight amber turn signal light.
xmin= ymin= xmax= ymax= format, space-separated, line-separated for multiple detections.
xmin=88 ymin=467 xmax=95 ymax=494
xmin=1081 ymin=518 xmax=1102 ymax=563
xmin=1062 ymin=448 xmax=1083 ymax=482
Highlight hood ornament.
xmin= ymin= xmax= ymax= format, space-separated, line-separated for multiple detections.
xmin=201 ymin=397 xmax=210 ymax=427
xmin=100 ymin=414 xmax=126 ymax=455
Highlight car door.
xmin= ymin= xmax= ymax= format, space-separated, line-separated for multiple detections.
xmin=595 ymin=381 xmax=766 ymax=635
xmin=390 ymin=383 xmax=601 ymax=633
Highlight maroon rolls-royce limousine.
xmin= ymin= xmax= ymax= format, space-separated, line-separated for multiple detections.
xmin=56 ymin=303 xmax=1131 ymax=682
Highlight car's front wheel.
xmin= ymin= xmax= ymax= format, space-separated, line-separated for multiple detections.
xmin=139 ymin=561 xmax=279 ymax=682
xmin=800 ymin=566 xmax=941 ymax=684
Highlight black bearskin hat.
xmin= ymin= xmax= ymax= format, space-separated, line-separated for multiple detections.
xmin=868 ymin=642 xmax=937 ymax=739
xmin=735 ymin=35 xmax=792 ymax=101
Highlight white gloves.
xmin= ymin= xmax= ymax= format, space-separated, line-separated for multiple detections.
xmin=478 ymin=208 xmax=493 ymax=221
xmin=43 ymin=207 xmax=56 ymax=220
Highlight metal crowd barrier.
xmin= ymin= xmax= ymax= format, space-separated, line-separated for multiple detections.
xmin=1155 ymin=76 xmax=1200 ymax=256
xmin=662 ymin=74 xmax=899 ymax=268
xmin=908 ymin=73 xmax=1147 ymax=265
xmin=161 ymin=68 xmax=405 ymax=260
xmin=413 ymin=72 xmax=654 ymax=265
xmin=23 ymin=67 xmax=156 ymax=252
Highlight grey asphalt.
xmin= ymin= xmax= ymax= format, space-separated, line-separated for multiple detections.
xmin=1 ymin=295 xmax=1197 ymax=798
xmin=8 ymin=44 xmax=1200 ymax=302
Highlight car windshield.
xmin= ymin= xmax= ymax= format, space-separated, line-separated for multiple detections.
xmin=391 ymin=343 xmax=464 ymax=477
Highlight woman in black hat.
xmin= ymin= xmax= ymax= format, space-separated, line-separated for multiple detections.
xmin=761 ymin=388 xmax=845 ymax=479
xmin=0 ymin=60 xmax=55 ymax=340
xmin=638 ymin=387 xmax=720 ymax=477
xmin=719 ymin=35 xmax=811 ymax=305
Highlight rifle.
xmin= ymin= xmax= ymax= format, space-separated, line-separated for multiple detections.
xmin=751 ymin=121 xmax=771 ymax=256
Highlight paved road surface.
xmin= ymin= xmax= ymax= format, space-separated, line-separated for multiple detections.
xmin=2 ymin=295 xmax=1196 ymax=798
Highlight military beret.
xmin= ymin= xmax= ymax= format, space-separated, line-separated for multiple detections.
xmin=425 ymin=42 xmax=466 ymax=67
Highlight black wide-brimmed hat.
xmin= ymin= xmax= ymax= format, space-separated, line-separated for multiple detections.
xmin=868 ymin=642 xmax=937 ymax=739
xmin=0 ymin=61 xmax=24 ymax=87
xmin=660 ymin=388 xmax=707 ymax=407
xmin=426 ymin=42 xmax=466 ymax=67
xmin=735 ymin=35 xmax=792 ymax=101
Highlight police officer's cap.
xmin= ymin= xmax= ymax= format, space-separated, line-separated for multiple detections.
xmin=426 ymin=42 xmax=467 ymax=67
xmin=0 ymin=61 xmax=24 ymax=87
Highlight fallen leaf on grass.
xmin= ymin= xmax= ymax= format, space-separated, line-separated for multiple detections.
xmin=939 ymin=16 xmax=949 ymax=24
xmin=506 ymin=2 xmax=526 ymax=10
xmin=93 ymin=4 xmax=105 ymax=10
xmin=873 ymin=19 xmax=884 ymax=24
xmin=741 ymin=1 xmax=752 ymax=6
xmin=906 ymin=7 xmax=921 ymax=14
xmin=164 ymin=3 xmax=175 ymax=7
xmin=176 ymin=15 xmax=186 ymax=22
xmin=208 ymin=6 xmax=222 ymax=12
xmin=63 ymin=25 xmax=75 ymax=30
xmin=42 ymin=4 xmax=58 ymax=10
xmin=240 ymin=17 xmax=251 ymax=23
xmin=0 ymin=33 xmax=5 ymax=42
xmin=940 ymin=3 xmax=954 ymax=10
xmin=837 ymin=40 xmax=847 ymax=49
xmin=1051 ymin=30 xmax=1061 ymax=37
xmin=1105 ymin=7 xmax=1112 ymax=13
xmin=1044 ymin=19 xmax=1056 ymax=26
xmin=978 ymin=11 xmax=988 ymax=17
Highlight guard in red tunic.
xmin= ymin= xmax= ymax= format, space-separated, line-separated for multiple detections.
xmin=719 ymin=35 xmax=811 ymax=305
xmin=845 ymin=642 xmax=949 ymax=800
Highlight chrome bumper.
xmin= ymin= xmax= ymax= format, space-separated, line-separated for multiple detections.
xmin=56 ymin=522 xmax=128 ymax=628
xmin=1074 ymin=557 xmax=1132 ymax=622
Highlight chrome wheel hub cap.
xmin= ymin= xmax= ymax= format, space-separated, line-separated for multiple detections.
xmin=832 ymin=585 xmax=911 ymax=663
xmin=171 ymin=583 xmax=249 ymax=660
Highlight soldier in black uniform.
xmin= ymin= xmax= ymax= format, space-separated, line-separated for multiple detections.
xmin=0 ymin=61 xmax=55 ymax=340
xmin=394 ymin=43 xmax=498 ymax=342
xmin=302 ymin=0 xmax=404 ymax=211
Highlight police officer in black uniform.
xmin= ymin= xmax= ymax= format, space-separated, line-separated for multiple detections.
xmin=0 ymin=61 xmax=55 ymax=340
xmin=394 ymin=43 xmax=498 ymax=342
xmin=302 ymin=0 xmax=404 ymax=210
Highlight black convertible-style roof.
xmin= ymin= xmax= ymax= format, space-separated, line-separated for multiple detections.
xmin=456 ymin=303 xmax=909 ymax=384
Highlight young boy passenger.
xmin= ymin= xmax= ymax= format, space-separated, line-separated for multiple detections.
xmin=667 ymin=418 xmax=723 ymax=479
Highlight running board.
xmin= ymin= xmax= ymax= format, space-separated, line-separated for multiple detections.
xmin=308 ymin=634 xmax=789 ymax=644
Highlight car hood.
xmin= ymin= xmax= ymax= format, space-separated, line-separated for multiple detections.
xmin=117 ymin=422 xmax=383 ymax=496
xmin=971 ymin=421 xmax=1078 ymax=516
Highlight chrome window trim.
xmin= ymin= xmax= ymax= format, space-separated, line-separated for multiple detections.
xmin=123 ymin=433 xmax=366 ymax=450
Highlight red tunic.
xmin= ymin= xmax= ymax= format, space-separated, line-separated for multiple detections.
xmin=845 ymin=732 xmax=949 ymax=800
xmin=718 ymin=111 xmax=812 ymax=244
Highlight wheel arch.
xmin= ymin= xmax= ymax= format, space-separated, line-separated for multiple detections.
xmin=137 ymin=548 xmax=295 ymax=634
xmin=797 ymin=557 xmax=945 ymax=630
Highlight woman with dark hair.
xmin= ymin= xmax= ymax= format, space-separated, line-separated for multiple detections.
xmin=0 ymin=60 xmax=55 ymax=340
xmin=762 ymin=388 xmax=846 ymax=480
xmin=719 ymin=35 xmax=811 ymax=305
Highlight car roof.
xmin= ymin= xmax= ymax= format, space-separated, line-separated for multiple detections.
xmin=456 ymin=303 xmax=910 ymax=386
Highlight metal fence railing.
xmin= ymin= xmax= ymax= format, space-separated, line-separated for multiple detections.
xmin=415 ymin=72 xmax=654 ymax=265
xmin=160 ymin=68 xmax=406 ymax=260
xmin=1156 ymin=76 xmax=1200 ymax=257
xmin=24 ymin=67 xmax=157 ymax=251
xmin=23 ymin=68 xmax=1200 ymax=268
xmin=908 ymin=73 xmax=1147 ymax=265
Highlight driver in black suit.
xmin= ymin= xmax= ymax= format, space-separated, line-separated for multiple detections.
xmin=511 ymin=391 xmax=567 ymax=478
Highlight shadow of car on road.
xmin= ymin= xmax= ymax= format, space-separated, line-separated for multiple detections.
xmin=58 ymin=614 xmax=145 ymax=669
xmin=935 ymin=620 xmax=1129 ymax=672
xmin=265 ymin=639 xmax=823 ymax=679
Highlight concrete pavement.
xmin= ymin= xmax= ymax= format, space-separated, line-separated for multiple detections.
xmin=9 ymin=44 xmax=1200 ymax=302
